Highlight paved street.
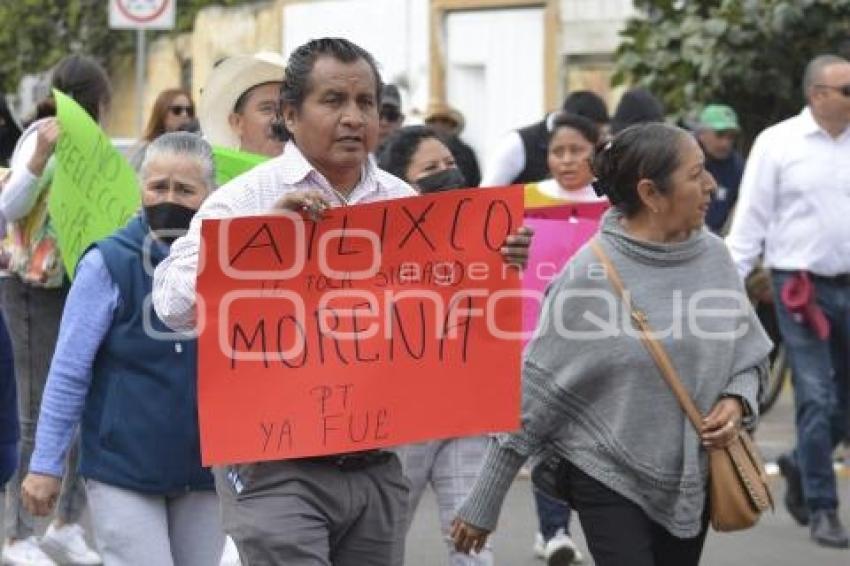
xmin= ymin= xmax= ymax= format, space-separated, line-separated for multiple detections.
xmin=405 ymin=388 xmax=850 ymax=565
xmin=1 ymin=388 xmax=847 ymax=565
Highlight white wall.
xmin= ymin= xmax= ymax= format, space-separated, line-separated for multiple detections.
xmin=560 ymin=0 xmax=635 ymax=55
xmin=444 ymin=7 xmax=545 ymax=165
xmin=278 ymin=0 xmax=631 ymax=166
xmin=282 ymin=0 xmax=431 ymax=116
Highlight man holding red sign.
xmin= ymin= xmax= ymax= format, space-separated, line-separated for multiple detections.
xmin=153 ymin=38 xmax=531 ymax=566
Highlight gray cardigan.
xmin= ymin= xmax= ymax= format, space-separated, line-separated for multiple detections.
xmin=457 ymin=209 xmax=773 ymax=538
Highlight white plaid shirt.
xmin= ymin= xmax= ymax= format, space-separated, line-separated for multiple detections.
xmin=152 ymin=142 xmax=415 ymax=331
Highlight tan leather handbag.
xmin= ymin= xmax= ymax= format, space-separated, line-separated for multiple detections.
xmin=590 ymin=240 xmax=774 ymax=532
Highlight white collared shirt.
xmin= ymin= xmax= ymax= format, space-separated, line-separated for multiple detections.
xmin=726 ymin=107 xmax=850 ymax=279
xmin=152 ymin=141 xmax=415 ymax=331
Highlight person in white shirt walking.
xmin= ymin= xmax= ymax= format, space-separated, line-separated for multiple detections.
xmin=726 ymin=53 xmax=850 ymax=549
xmin=481 ymin=92 xmax=609 ymax=187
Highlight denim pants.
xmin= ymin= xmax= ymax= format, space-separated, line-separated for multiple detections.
xmin=0 ymin=302 xmax=17 ymax=488
xmin=772 ymin=271 xmax=850 ymax=511
xmin=534 ymin=488 xmax=572 ymax=541
xmin=2 ymin=276 xmax=87 ymax=539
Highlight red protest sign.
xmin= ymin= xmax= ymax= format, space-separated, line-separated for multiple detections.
xmin=196 ymin=187 xmax=524 ymax=465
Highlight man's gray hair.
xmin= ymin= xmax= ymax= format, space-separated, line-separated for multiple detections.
xmin=803 ymin=54 xmax=849 ymax=96
xmin=140 ymin=132 xmax=217 ymax=190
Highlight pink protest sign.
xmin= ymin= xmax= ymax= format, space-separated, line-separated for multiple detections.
xmin=524 ymin=201 xmax=609 ymax=221
xmin=521 ymin=216 xmax=602 ymax=342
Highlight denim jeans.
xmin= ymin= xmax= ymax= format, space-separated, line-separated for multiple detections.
xmin=534 ymin=488 xmax=572 ymax=541
xmin=0 ymin=295 xmax=18 ymax=487
xmin=772 ymin=271 xmax=850 ymax=511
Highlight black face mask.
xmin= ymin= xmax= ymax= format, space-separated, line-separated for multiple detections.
xmin=415 ymin=167 xmax=467 ymax=194
xmin=143 ymin=202 xmax=196 ymax=244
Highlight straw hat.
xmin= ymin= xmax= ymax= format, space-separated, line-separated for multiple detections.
xmin=199 ymin=52 xmax=286 ymax=149
xmin=423 ymin=102 xmax=465 ymax=133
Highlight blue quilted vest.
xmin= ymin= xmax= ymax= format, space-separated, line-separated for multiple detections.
xmin=79 ymin=215 xmax=213 ymax=493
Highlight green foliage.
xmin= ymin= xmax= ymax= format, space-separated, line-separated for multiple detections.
xmin=0 ymin=0 xmax=256 ymax=94
xmin=614 ymin=0 xmax=850 ymax=149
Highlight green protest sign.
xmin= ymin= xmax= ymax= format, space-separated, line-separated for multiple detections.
xmin=213 ymin=146 xmax=269 ymax=186
xmin=49 ymin=89 xmax=141 ymax=278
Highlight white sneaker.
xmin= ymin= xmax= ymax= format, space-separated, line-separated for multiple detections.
xmin=1 ymin=537 xmax=57 ymax=566
xmin=533 ymin=532 xmax=546 ymax=559
xmin=219 ymin=536 xmax=241 ymax=566
xmin=545 ymin=529 xmax=583 ymax=565
xmin=39 ymin=523 xmax=101 ymax=565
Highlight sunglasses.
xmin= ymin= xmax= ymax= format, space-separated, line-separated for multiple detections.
xmin=815 ymin=84 xmax=850 ymax=97
xmin=168 ymin=104 xmax=195 ymax=117
xmin=380 ymin=107 xmax=402 ymax=123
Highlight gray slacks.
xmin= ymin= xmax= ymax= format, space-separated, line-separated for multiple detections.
xmin=213 ymin=454 xmax=409 ymax=566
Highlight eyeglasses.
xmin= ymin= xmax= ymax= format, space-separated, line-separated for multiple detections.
xmin=815 ymin=84 xmax=850 ymax=97
xmin=380 ymin=107 xmax=402 ymax=123
xmin=168 ymin=105 xmax=195 ymax=117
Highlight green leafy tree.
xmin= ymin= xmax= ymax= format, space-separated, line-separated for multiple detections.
xmin=614 ymin=0 xmax=850 ymax=149
xmin=0 ymin=0 xmax=255 ymax=94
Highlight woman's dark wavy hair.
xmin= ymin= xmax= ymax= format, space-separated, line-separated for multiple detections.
xmin=377 ymin=125 xmax=447 ymax=182
xmin=272 ymin=38 xmax=383 ymax=141
xmin=591 ymin=123 xmax=687 ymax=217
xmin=50 ymin=54 xmax=111 ymax=123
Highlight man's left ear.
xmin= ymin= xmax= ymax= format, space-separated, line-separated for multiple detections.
xmin=282 ymin=105 xmax=298 ymax=136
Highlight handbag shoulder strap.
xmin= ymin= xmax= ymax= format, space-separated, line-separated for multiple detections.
xmin=589 ymin=238 xmax=704 ymax=431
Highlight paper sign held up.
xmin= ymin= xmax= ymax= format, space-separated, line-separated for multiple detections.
xmin=50 ymin=90 xmax=141 ymax=277
xmin=196 ymin=187 xmax=524 ymax=465
xmin=212 ymin=146 xmax=269 ymax=187
xmin=520 ymin=201 xmax=608 ymax=343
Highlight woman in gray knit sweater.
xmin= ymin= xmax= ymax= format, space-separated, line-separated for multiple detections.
xmin=452 ymin=123 xmax=772 ymax=566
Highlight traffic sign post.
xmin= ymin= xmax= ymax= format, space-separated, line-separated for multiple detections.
xmin=109 ymin=0 xmax=175 ymax=30
xmin=108 ymin=1 xmax=176 ymax=135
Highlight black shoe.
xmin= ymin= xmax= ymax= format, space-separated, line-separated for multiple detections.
xmin=777 ymin=453 xmax=809 ymax=526
xmin=810 ymin=510 xmax=850 ymax=548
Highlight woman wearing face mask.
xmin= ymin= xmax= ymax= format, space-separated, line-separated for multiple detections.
xmin=526 ymin=112 xmax=606 ymax=208
xmin=378 ymin=125 xmax=468 ymax=194
xmin=377 ymin=125 xmax=494 ymax=566
xmin=20 ymin=132 xmax=225 ymax=566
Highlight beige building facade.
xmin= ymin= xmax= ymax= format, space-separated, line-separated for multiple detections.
xmin=107 ymin=0 xmax=634 ymax=159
